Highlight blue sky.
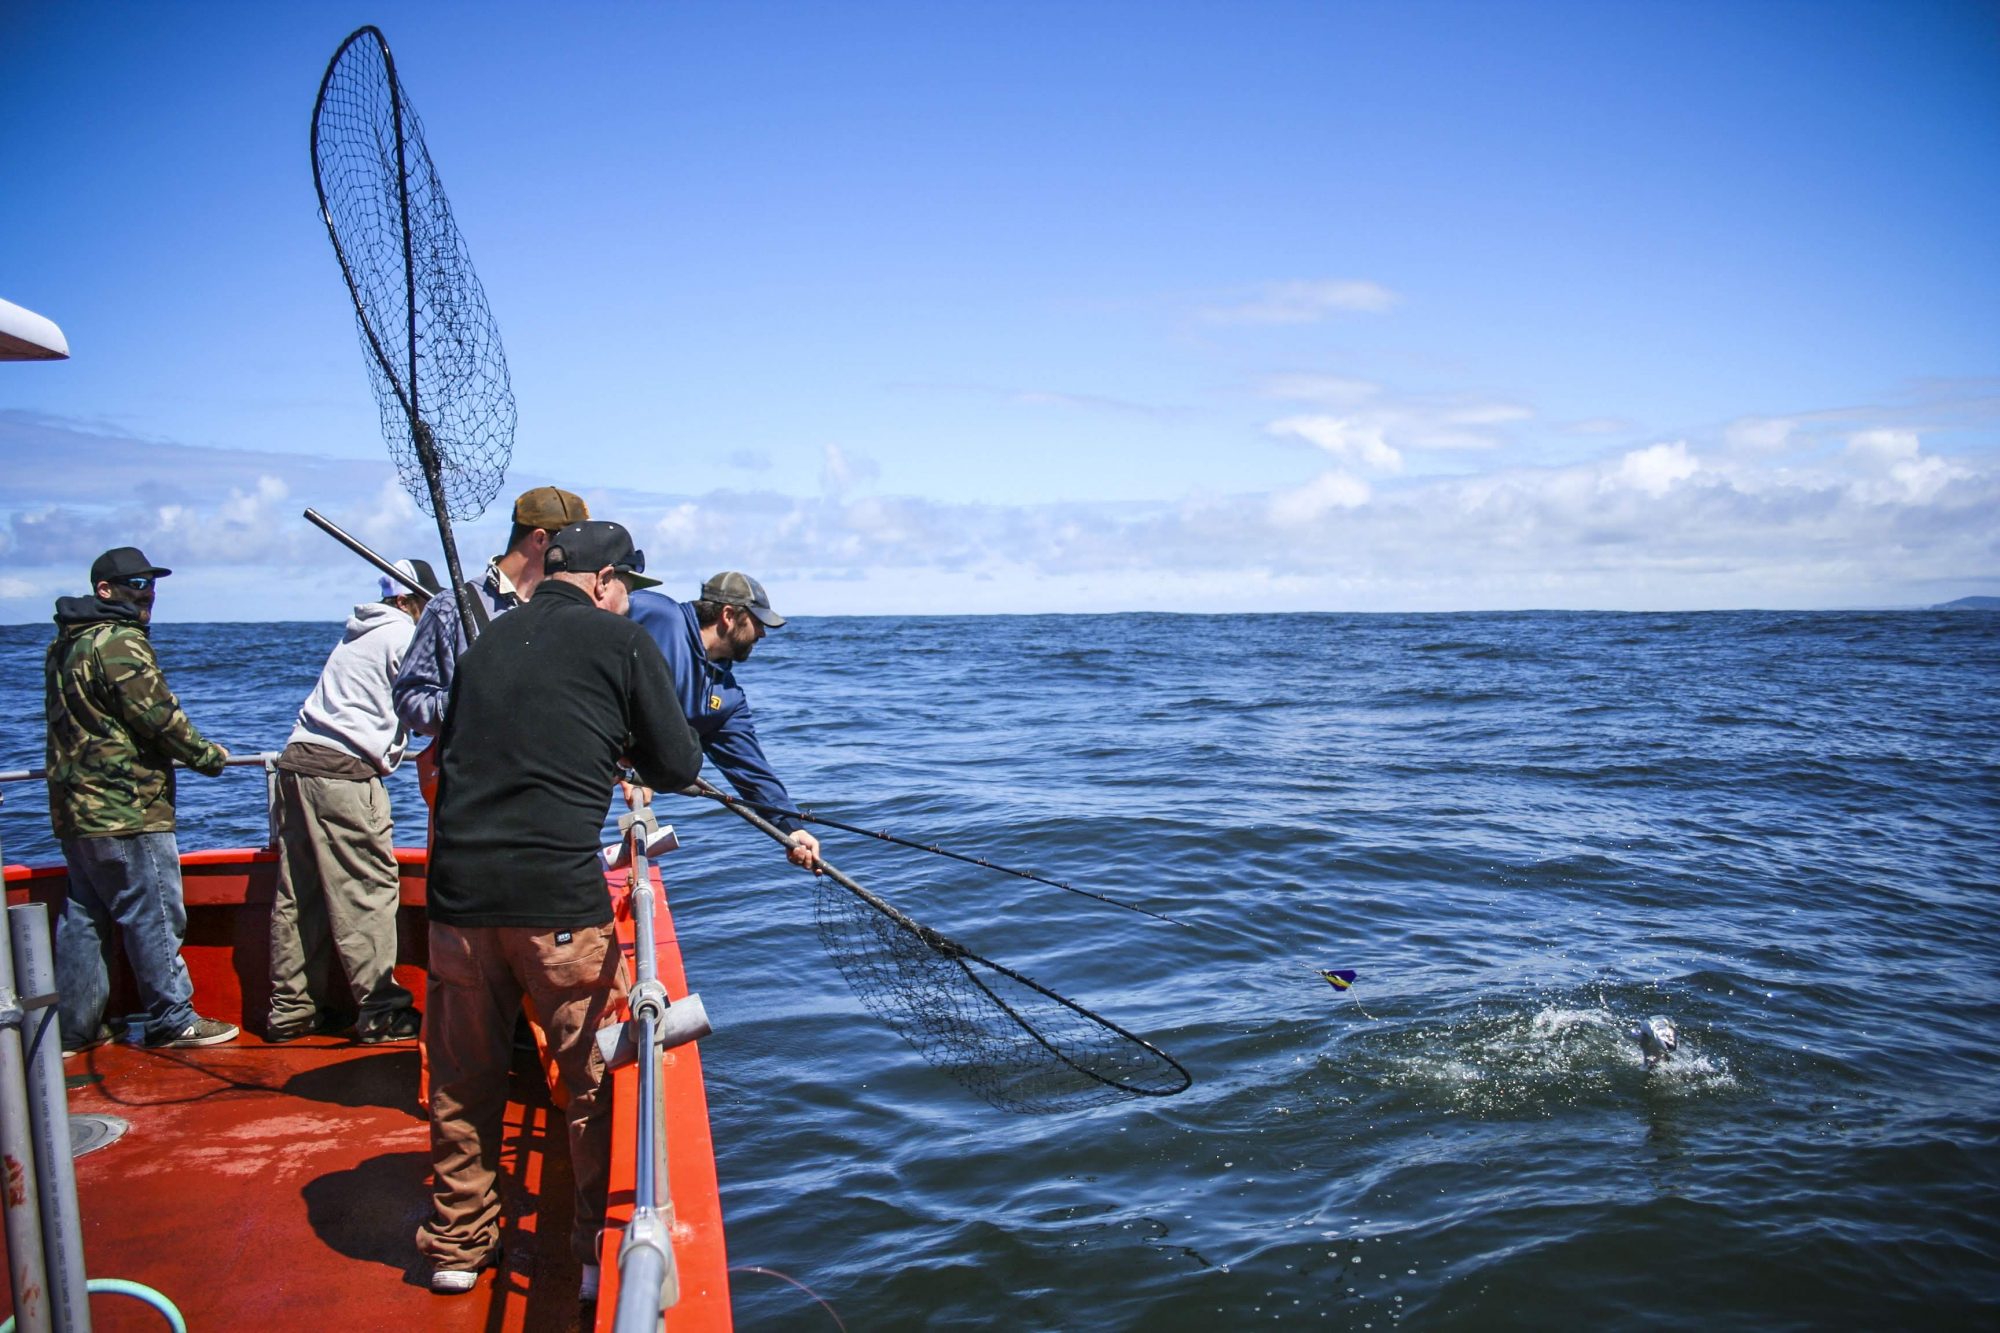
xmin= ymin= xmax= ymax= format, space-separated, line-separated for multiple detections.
xmin=3 ymin=0 xmax=1996 ymax=620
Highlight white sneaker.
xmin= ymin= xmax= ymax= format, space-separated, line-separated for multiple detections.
xmin=431 ymin=1268 xmax=480 ymax=1295
xmin=579 ymin=1264 xmax=600 ymax=1301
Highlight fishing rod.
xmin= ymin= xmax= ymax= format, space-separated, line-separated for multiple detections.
xmin=302 ymin=508 xmax=431 ymax=595
xmin=687 ymin=787 xmax=1192 ymax=929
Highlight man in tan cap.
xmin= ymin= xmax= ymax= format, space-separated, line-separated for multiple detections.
xmin=393 ymin=485 xmax=589 ymax=738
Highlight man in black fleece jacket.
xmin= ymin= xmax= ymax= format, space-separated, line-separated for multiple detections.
xmin=417 ymin=520 xmax=703 ymax=1297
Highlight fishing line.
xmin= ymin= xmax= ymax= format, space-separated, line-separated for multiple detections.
xmin=690 ymin=788 xmax=1190 ymax=928
xmin=728 ymin=1266 xmax=848 ymax=1331
xmin=311 ymin=25 xmax=515 ymax=638
xmin=690 ymin=779 xmax=1191 ymax=1112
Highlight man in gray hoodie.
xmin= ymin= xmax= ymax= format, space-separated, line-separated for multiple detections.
xmin=267 ymin=558 xmax=440 ymax=1043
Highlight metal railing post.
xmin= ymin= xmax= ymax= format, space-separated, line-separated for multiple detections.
xmin=9 ymin=903 xmax=90 ymax=1331
xmin=0 ymin=818 xmax=55 ymax=1333
xmin=610 ymin=799 xmax=686 ymax=1332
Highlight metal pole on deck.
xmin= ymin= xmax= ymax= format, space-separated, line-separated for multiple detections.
xmin=0 ymin=821 xmax=54 ymax=1333
xmin=9 ymin=904 xmax=89 ymax=1332
xmin=613 ymin=802 xmax=679 ymax=1333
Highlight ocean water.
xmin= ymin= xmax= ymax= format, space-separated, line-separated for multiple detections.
xmin=4 ymin=610 xmax=1998 ymax=1329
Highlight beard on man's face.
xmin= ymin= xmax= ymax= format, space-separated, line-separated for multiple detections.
xmin=105 ymin=585 xmax=155 ymax=624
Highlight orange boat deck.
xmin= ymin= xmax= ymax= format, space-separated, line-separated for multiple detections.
xmin=2 ymin=848 xmax=730 ymax=1332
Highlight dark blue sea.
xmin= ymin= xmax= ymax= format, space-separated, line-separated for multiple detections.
xmin=4 ymin=610 xmax=1998 ymax=1329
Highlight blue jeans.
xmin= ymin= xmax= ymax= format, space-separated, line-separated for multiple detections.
xmin=55 ymin=831 xmax=196 ymax=1046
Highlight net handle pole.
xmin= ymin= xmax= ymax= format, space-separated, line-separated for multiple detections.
xmin=687 ymin=781 xmax=1194 ymax=1103
xmin=377 ymin=29 xmax=477 ymax=637
xmin=685 ymin=780 xmax=933 ymax=939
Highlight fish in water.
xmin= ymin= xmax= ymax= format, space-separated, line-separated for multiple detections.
xmin=1632 ymin=1015 xmax=1678 ymax=1067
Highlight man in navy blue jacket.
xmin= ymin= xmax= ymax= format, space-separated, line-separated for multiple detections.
xmin=628 ymin=571 xmax=820 ymax=870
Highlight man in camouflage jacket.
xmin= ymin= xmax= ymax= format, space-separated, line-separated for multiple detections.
xmin=45 ymin=547 xmax=238 ymax=1050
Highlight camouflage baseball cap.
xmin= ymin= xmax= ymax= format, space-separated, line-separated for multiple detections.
xmin=91 ymin=547 xmax=172 ymax=584
xmin=512 ymin=486 xmax=590 ymax=531
xmin=699 ymin=571 xmax=784 ymax=627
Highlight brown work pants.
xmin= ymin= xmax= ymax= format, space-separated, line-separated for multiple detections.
xmin=415 ymin=921 xmax=628 ymax=1270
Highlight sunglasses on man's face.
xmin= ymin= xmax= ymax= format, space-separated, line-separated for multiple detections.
xmin=116 ymin=577 xmax=157 ymax=592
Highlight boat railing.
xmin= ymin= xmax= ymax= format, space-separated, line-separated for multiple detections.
xmin=5 ymin=764 xmax=713 ymax=1321
xmin=2 ymin=754 xmax=284 ymax=1328
xmin=602 ymin=796 xmax=710 ymax=1330
xmin=0 ymin=752 xmax=285 ymax=851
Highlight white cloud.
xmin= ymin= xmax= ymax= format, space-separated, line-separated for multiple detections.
xmin=1846 ymin=428 xmax=1921 ymax=464
xmin=1262 ymin=381 xmax=1527 ymax=462
xmin=820 ymin=444 xmax=880 ymax=497
xmin=1269 ymin=470 xmax=1372 ymax=525
xmin=355 ymin=477 xmax=424 ymax=554
xmin=650 ymin=502 xmax=703 ymax=553
xmin=218 ymin=475 xmax=288 ymax=527
xmin=1610 ymin=441 xmax=1700 ymax=497
xmin=1845 ymin=428 xmax=1962 ymax=503
xmin=3 ymin=404 xmax=1995 ymax=619
xmin=1725 ymin=415 xmax=1799 ymax=454
xmin=1203 ymin=279 xmax=1400 ymax=325
xmin=1266 ymin=415 xmax=1403 ymax=472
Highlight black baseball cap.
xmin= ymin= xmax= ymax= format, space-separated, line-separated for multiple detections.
xmin=91 ymin=547 xmax=172 ymax=585
xmin=699 ymin=571 xmax=784 ymax=627
xmin=544 ymin=521 xmax=660 ymax=589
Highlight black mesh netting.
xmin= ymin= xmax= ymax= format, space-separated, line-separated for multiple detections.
xmin=810 ymin=869 xmax=1191 ymax=1114
xmin=311 ymin=26 xmax=513 ymax=521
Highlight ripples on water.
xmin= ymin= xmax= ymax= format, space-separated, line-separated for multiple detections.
xmin=4 ymin=610 xmax=1998 ymax=1329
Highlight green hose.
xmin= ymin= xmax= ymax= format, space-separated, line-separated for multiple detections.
xmin=0 ymin=1278 xmax=187 ymax=1333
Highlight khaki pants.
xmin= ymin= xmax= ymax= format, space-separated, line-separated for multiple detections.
xmin=269 ymin=771 xmax=415 ymax=1035
xmin=416 ymin=921 xmax=628 ymax=1270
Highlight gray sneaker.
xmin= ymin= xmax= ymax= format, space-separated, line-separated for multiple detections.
xmin=149 ymin=1016 xmax=240 ymax=1048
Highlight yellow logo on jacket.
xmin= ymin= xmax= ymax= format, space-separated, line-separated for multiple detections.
xmin=709 ymin=693 xmax=723 ymax=711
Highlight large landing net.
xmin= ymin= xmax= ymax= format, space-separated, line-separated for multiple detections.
xmin=812 ymin=870 xmax=1192 ymax=1113
xmin=311 ymin=25 xmax=514 ymax=524
xmin=699 ymin=782 xmax=1191 ymax=1113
